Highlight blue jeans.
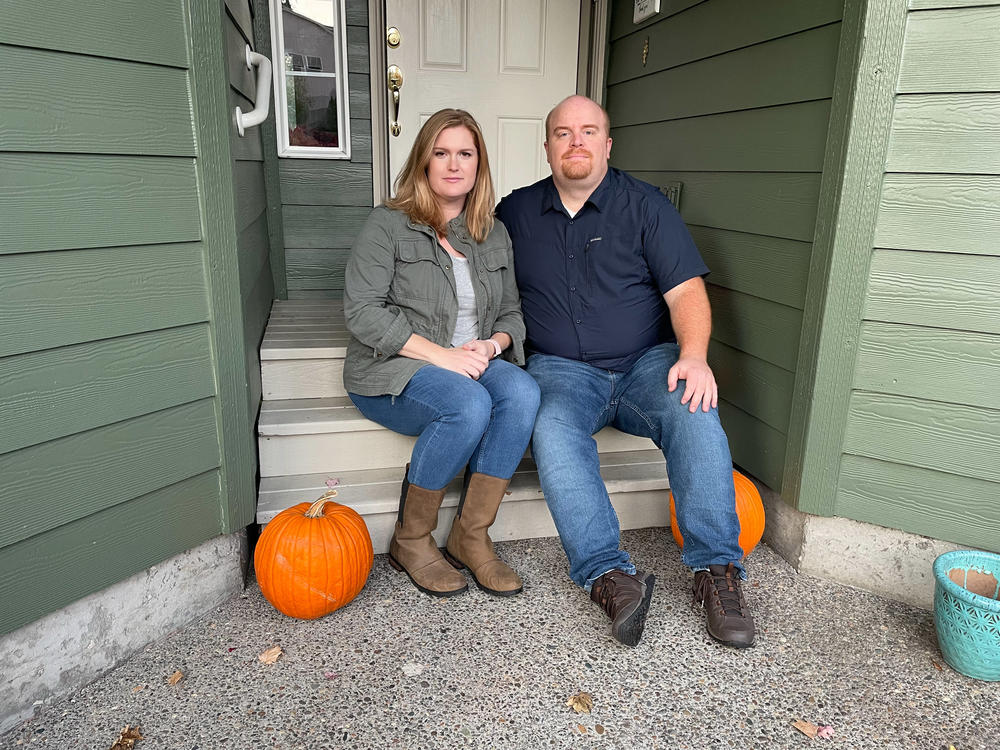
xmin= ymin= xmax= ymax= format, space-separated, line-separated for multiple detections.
xmin=526 ymin=343 xmax=744 ymax=589
xmin=349 ymin=359 xmax=540 ymax=490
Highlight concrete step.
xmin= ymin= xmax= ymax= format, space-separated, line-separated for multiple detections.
xmin=257 ymin=449 xmax=671 ymax=553
xmin=257 ymin=396 xmax=657 ymax=477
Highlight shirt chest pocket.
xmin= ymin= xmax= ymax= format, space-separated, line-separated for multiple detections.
xmin=392 ymin=240 xmax=443 ymax=302
xmin=477 ymin=247 xmax=508 ymax=309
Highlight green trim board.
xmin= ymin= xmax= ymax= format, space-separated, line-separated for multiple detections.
xmin=785 ymin=0 xmax=904 ymax=515
xmin=189 ymin=0 xmax=257 ymax=533
xmin=0 ymin=471 xmax=223 ymax=635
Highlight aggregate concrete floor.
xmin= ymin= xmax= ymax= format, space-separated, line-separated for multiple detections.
xmin=2 ymin=529 xmax=997 ymax=750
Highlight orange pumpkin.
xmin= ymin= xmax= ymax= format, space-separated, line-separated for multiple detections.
xmin=255 ymin=490 xmax=374 ymax=619
xmin=669 ymin=470 xmax=765 ymax=558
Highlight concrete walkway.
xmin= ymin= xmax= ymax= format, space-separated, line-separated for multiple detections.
xmin=2 ymin=529 xmax=996 ymax=749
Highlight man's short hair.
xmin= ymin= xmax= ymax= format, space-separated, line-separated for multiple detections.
xmin=544 ymin=96 xmax=612 ymax=140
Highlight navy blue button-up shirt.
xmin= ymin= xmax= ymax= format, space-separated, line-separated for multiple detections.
xmin=496 ymin=167 xmax=708 ymax=372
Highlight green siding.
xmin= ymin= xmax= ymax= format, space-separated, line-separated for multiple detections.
xmin=0 ymin=0 xmax=263 ymax=634
xmin=824 ymin=1 xmax=1000 ymax=550
xmin=278 ymin=0 xmax=375 ymax=299
xmin=607 ymin=0 xmax=843 ymax=490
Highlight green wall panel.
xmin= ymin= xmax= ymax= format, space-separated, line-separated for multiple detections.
xmin=0 ymin=154 xmax=201 ymax=253
xmin=229 ymin=88 xmax=264 ymax=162
xmin=234 ymin=160 xmax=268 ymax=232
xmin=844 ymin=392 xmax=1000 ymax=485
xmin=837 ymin=455 xmax=1000 ymax=553
xmin=855 ymin=322 xmax=1000 ymax=408
xmin=607 ymin=24 xmax=840 ymax=128
xmin=608 ymin=0 xmax=843 ymax=85
xmin=2 ymin=0 xmax=189 ymax=68
xmin=719 ymin=402 xmax=787 ymax=490
xmin=609 ymin=0 xmax=703 ymax=40
xmin=286 ymin=248 xmax=351 ymax=291
xmin=0 ymin=46 xmax=195 ymax=156
xmin=707 ymin=286 xmax=802 ymax=372
xmin=875 ymin=175 xmax=1000 ymax=256
xmin=238 ymin=213 xmax=273 ymax=299
xmin=710 ymin=340 xmax=795 ymax=433
xmin=886 ymin=94 xmax=1000 ymax=174
xmin=865 ymin=249 xmax=1000 ymax=334
xmin=689 ymin=226 xmax=811 ymax=310
xmin=0 ymin=242 xmax=210 ymax=359
xmin=611 ymin=101 xmax=831 ymax=173
xmin=278 ymin=161 xmax=375 ymax=206
xmin=0 ymin=326 xmax=216 ymax=456
xmin=282 ymin=205 xmax=371 ymax=248
xmin=899 ymin=6 xmax=1000 ymax=92
xmin=2 ymin=400 xmax=221 ymax=550
xmin=0 ymin=471 xmax=223 ymax=636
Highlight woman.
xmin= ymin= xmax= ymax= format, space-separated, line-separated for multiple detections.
xmin=343 ymin=109 xmax=539 ymax=599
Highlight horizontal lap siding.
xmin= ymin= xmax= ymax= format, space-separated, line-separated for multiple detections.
xmin=835 ymin=3 xmax=1000 ymax=551
xmin=607 ymin=0 xmax=844 ymax=489
xmin=0 ymin=1 xmax=227 ymax=634
xmin=281 ymin=0 xmax=374 ymax=299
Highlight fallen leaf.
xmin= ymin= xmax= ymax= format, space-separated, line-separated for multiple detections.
xmin=258 ymin=646 xmax=283 ymax=664
xmin=792 ymin=720 xmax=819 ymax=738
xmin=577 ymin=724 xmax=588 ymax=734
xmin=931 ymin=659 xmax=944 ymax=671
xmin=566 ymin=692 xmax=593 ymax=714
xmin=595 ymin=725 xmax=605 ymax=735
xmin=325 ymin=478 xmax=340 ymax=488
xmin=324 ymin=671 xmax=339 ymax=680
xmin=109 ymin=725 xmax=143 ymax=750
xmin=166 ymin=671 xmax=183 ymax=686
xmin=817 ymin=725 xmax=835 ymax=739
xmin=131 ymin=685 xmax=144 ymax=693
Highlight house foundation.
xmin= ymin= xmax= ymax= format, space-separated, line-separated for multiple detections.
xmin=0 ymin=531 xmax=247 ymax=735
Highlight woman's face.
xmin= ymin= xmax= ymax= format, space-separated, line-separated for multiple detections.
xmin=426 ymin=126 xmax=479 ymax=206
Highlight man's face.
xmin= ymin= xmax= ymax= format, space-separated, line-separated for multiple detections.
xmin=544 ymin=97 xmax=612 ymax=184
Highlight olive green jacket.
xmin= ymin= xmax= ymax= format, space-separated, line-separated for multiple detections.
xmin=342 ymin=206 xmax=526 ymax=396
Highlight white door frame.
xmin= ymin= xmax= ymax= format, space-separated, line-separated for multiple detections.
xmin=367 ymin=0 xmax=609 ymax=205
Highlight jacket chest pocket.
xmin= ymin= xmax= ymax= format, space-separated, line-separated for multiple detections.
xmin=392 ymin=240 xmax=443 ymax=302
xmin=478 ymin=247 xmax=508 ymax=310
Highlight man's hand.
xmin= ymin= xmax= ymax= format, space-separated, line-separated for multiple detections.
xmin=668 ymin=356 xmax=718 ymax=413
xmin=429 ymin=346 xmax=490 ymax=379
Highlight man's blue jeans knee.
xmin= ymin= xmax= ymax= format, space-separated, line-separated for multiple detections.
xmin=527 ymin=344 xmax=744 ymax=589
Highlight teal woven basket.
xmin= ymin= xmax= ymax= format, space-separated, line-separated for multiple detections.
xmin=933 ymin=550 xmax=1000 ymax=681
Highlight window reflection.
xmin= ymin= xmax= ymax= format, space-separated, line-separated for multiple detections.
xmin=272 ymin=0 xmax=350 ymax=158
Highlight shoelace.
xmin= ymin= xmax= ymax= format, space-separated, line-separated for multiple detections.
xmin=693 ymin=564 xmax=744 ymax=616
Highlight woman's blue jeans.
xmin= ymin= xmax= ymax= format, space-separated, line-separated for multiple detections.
xmin=526 ymin=343 xmax=745 ymax=589
xmin=348 ymin=359 xmax=540 ymax=490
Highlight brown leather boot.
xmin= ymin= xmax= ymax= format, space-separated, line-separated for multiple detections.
xmin=590 ymin=569 xmax=655 ymax=647
xmin=693 ymin=563 xmax=756 ymax=648
xmin=388 ymin=474 xmax=468 ymax=597
xmin=443 ymin=471 xmax=523 ymax=596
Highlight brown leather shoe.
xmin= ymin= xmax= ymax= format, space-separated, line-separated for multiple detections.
xmin=590 ymin=569 xmax=655 ymax=647
xmin=443 ymin=471 xmax=523 ymax=596
xmin=388 ymin=473 xmax=468 ymax=597
xmin=693 ymin=563 xmax=756 ymax=648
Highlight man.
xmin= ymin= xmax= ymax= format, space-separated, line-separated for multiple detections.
xmin=496 ymin=95 xmax=755 ymax=649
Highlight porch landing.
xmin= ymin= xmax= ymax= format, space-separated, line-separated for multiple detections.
xmin=258 ymin=300 xmax=672 ymax=549
xmin=2 ymin=530 xmax=993 ymax=749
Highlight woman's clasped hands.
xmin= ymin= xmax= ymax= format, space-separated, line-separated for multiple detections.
xmin=430 ymin=339 xmax=494 ymax=379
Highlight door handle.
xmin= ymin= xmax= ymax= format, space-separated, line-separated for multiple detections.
xmin=387 ymin=65 xmax=403 ymax=137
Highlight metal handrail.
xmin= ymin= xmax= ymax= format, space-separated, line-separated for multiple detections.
xmin=234 ymin=45 xmax=272 ymax=137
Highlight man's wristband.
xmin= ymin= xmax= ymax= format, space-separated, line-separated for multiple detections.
xmin=488 ymin=338 xmax=502 ymax=358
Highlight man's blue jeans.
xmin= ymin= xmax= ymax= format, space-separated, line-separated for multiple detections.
xmin=526 ymin=343 xmax=744 ymax=589
xmin=349 ymin=359 xmax=540 ymax=490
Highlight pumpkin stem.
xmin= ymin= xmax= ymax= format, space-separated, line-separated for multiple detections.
xmin=305 ymin=488 xmax=339 ymax=518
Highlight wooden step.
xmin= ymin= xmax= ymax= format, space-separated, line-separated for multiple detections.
xmin=257 ymin=397 xmax=657 ymax=477
xmin=257 ymin=449 xmax=671 ymax=553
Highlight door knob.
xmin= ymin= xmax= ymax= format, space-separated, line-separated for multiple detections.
xmin=387 ymin=65 xmax=403 ymax=137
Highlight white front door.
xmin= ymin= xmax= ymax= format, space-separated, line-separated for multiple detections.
xmin=384 ymin=0 xmax=580 ymax=200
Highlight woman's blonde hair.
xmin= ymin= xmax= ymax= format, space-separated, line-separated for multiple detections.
xmin=385 ymin=109 xmax=495 ymax=243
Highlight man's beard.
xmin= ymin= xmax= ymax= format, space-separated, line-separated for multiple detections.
xmin=560 ymin=151 xmax=593 ymax=180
